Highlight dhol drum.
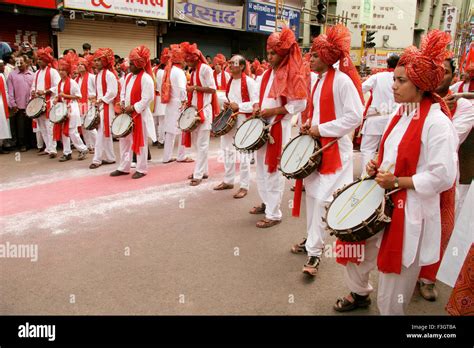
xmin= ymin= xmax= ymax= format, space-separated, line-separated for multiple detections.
xmin=49 ymin=102 xmax=68 ymax=124
xmin=233 ymin=117 xmax=268 ymax=153
xmin=178 ymin=106 xmax=201 ymax=132
xmin=211 ymin=108 xmax=236 ymax=137
xmin=83 ymin=104 xmax=101 ymax=130
xmin=25 ymin=97 xmax=46 ymax=119
xmin=112 ymin=113 xmax=134 ymax=138
xmin=216 ymin=90 xmax=227 ymax=110
xmin=279 ymin=134 xmax=321 ymax=179
xmin=322 ymin=178 xmax=394 ymax=242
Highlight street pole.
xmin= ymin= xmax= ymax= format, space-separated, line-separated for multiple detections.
xmin=360 ymin=24 xmax=366 ymax=72
xmin=275 ymin=0 xmax=279 ymax=32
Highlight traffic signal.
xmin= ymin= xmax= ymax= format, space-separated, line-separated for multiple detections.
xmin=365 ymin=31 xmax=376 ymax=48
xmin=316 ymin=0 xmax=327 ymax=24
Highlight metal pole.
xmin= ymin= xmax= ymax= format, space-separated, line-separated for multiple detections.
xmin=275 ymin=0 xmax=279 ymax=32
xmin=360 ymin=24 xmax=366 ymax=69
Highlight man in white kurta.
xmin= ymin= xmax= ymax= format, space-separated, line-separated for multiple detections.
xmin=31 ymin=48 xmax=60 ymax=158
xmin=75 ymin=59 xmax=97 ymax=153
xmin=0 ymin=73 xmax=11 ymax=151
xmin=360 ymin=55 xmax=399 ymax=171
xmin=153 ymin=65 xmax=166 ymax=147
xmin=213 ymin=55 xmax=259 ymax=198
xmin=90 ymin=48 xmax=118 ymax=169
xmin=111 ymin=46 xmax=154 ymax=179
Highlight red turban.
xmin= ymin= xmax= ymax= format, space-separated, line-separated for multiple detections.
xmin=58 ymin=52 xmax=79 ymax=76
xmin=77 ymin=57 xmax=92 ymax=73
xmin=36 ymin=46 xmax=55 ymax=66
xmin=311 ymin=24 xmax=364 ymax=102
xmin=169 ymin=44 xmax=184 ymax=64
xmin=266 ymin=27 xmax=307 ymax=100
xmin=251 ymin=59 xmax=264 ymax=76
xmin=93 ymin=48 xmax=115 ymax=70
xmin=181 ymin=42 xmax=207 ymax=65
xmin=119 ymin=59 xmax=129 ymax=73
xmin=160 ymin=47 xmax=170 ymax=66
xmin=129 ymin=45 xmax=152 ymax=76
xmin=213 ymin=53 xmax=226 ymax=66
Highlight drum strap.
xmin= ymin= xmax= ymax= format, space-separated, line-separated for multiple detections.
xmin=259 ymin=69 xmax=287 ymax=173
xmin=0 ymin=75 xmax=9 ymax=119
xmin=53 ymin=78 xmax=71 ymax=141
xmin=125 ymin=70 xmax=145 ymax=155
xmin=457 ymin=79 xmax=474 ymax=93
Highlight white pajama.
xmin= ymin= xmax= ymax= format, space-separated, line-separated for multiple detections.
xmin=92 ymin=119 xmax=115 ymax=164
xmin=153 ymin=68 xmax=166 ymax=144
xmin=36 ymin=131 xmax=44 ymax=148
xmin=62 ymin=127 xmax=87 ymax=155
xmin=163 ymin=132 xmax=187 ymax=162
xmin=83 ymin=129 xmax=97 ymax=150
xmin=192 ymin=126 xmax=210 ymax=179
xmin=117 ymin=117 xmax=148 ymax=174
xmin=154 ymin=115 xmax=165 ymax=144
xmin=76 ymin=73 xmax=97 ymax=150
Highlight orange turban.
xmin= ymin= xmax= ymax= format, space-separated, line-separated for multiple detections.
xmin=77 ymin=56 xmax=92 ymax=73
xmin=160 ymin=47 xmax=170 ymax=66
xmin=58 ymin=52 xmax=79 ymax=76
xmin=181 ymin=42 xmax=207 ymax=64
xmin=36 ymin=46 xmax=55 ymax=65
xmin=169 ymin=44 xmax=184 ymax=64
xmin=129 ymin=45 xmax=152 ymax=75
xmin=265 ymin=27 xmax=307 ymax=100
xmin=311 ymin=24 xmax=363 ymax=102
xmin=213 ymin=53 xmax=226 ymax=66
xmin=93 ymin=48 xmax=115 ymax=70
xmin=251 ymin=59 xmax=264 ymax=76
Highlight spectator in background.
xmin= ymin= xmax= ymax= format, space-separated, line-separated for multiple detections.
xmin=7 ymin=55 xmax=34 ymax=152
xmin=3 ymin=53 xmax=15 ymax=78
xmin=62 ymin=48 xmax=76 ymax=57
xmin=0 ymin=42 xmax=12 ymax=63
xmin=82 ymin=43 xmax=92 ymax=57
xmin=0 ymin=60 xmax=5 ymax=76
xmin=206 ymin=55 xmax=212 ymax=66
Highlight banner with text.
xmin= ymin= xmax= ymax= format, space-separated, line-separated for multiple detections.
xmin=246 ymin=1 xmax=300 ymax=36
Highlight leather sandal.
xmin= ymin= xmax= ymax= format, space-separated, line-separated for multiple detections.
xmin=89 ymin=163 xmax=101 ymax=169
xmin=163 ymin=158 xmax=176 ymax=164
xmin=190 ymin=178 xmax=202 ymax=186
xmin=256 ymin=218 xmax=281 ymax=228
xmin=334 ymin=292 xmax=371 ymax=312
xmin=291 ymin=238 xmax=307 ymax=254
xmin=214 ymin=182 xmax=234 ymax=190
xmin=188 ymin=174 xmax=208 ymax=180
xmin=177 ymin=157 xmax=194 ymax=163
xmin=249 ymin=203 xmax=266 ymax=214
xmin=233 ymin=188 xmax=248 ymax=199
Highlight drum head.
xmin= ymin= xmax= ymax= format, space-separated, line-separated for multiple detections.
xmin=280 ymin=135 xmax=316 ymax=174
xmin=326 ymin=179 xmax=385 ymax=230
xmin=49 ymin=103 xmax=68 ymax=123
xmin=26 ymin=97 xmax=44 ymax=117
xmin=212 ymin=109 xmax=233 ymax=133
xmin=179 ymin=107 xmax=197 ymax=130
xmin=234 ymin=118 xmax=264 ymax=149
xmin=83 ymin=105 xmax=97 ymax=127
xmin=112 ymin=114 xmax=132 ymax=136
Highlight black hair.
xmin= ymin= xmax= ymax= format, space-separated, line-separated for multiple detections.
xmin=82 ymin=43 xmax=91 ymax=50
xmin=63 ymin=48 xmax=76 ymax=55
xmin=387 ymin=55 xmax=400 ymax=69
xmin=2 ymin=53 xmax=13 ymax=63
xmin=445 ymin=58 xmax=456 ymax=75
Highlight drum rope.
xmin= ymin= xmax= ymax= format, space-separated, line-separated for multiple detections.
xmin=336 ymin=163 xmax=394 ymax=225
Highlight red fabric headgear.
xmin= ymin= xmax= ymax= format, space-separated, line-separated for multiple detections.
xmin=169 ymin=44 xmax=184 ymax=64
xmin=129 ymin=45 xmax=153 ymax=76
xmin=311 ymin=24 xmax=364 ymax=102
xmin=77 ymin=57 xmax=92 ymax=73
xmin=119 ymin=59 xmax=129 ymax=73
xmin=251 ymin=59 xmax=264 ymax=76
xmin=160 ymin=47 xmax=170 ymax=66
xmin=181 ymin=42 xmax=207 ymax=65
xmin=37 ymin=46 xmax=55 ymax=66
xmin=265 ymin=27 xmax=307 ymax=100
xmin=94 ymin=48 xmax=115 ymax=69
xmin=213 ymin=53 xmax=226 ymax=66
xmin=58 ymin=52 xmax=79 ymax=76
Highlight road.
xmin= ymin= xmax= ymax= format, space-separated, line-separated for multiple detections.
xmin=0 ymin=136 xmax=451 ymax=315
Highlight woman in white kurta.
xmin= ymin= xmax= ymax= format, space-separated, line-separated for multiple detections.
xmin=334 ymin=30 xmax=458 ymax=315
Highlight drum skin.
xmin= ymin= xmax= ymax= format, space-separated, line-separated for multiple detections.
xmin=83 ymin=105 xmax=100 ymax=130
xmin=233 ymin=118 xmax=268 ymax=153
xmin=112 ymin=113 xmax=133 ymax=138
xmin=323 ymin=178 xmax=394 ymax=242
xmin=178 ymin=106 xmax=200 ymax=132
xmin=26 ymin=97 xmax=46 ymax=119
xmin=211 ymin=108 xmax=236 ymax=137
xmin=49 ymin=102 xmax=68 ymax=124
xmin=279 ymin=135 xmax=321 ymax=179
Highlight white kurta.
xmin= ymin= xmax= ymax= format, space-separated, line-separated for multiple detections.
xmin=76 ymin=73 xmax=96 ymax=113
xmin=51 ymin=78 xmax=82 ymax=129
xmin=164 ymin=66 xmax=187 ymax=135
xmin=0 ymin=74 xmax=11 ymax=140
xmin=215 ymin=71 xmax=231 ymax=90
xmin=378 ymin=103 xmax=459 ymax=268
xmin=361 ymin=71 xmax=397 ymax=135
xmin=190 ymin=63 xmax=216 ymax=131
xmin=452 ymin=97 xmax=474 ymax=145
xmin=153 ymin=68 xmax=166 ymax=116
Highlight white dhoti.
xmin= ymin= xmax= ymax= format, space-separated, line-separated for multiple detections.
xmin=92 ymin=112 xmax=115 ymax=165
xmin=37 ymin=114 xmax=57 ymax=154
xmin=191 ymin=124 xmax=210 ymax=179
xmin=117 ymin=116 xmax=148 ymax=174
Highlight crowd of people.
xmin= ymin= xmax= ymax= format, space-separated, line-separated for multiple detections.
xmin=0 ymin=26 xmax=472 ymax=316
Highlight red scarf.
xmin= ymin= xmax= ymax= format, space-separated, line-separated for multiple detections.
xmin=125 ymin=71 xmax=145 ymax=155
xmin=35 ymin=67 xmax=52 ymax=119
xmin=161 ymin=63 xmax=182 ymax=104
xmin=292 ymin=68 xmax=343 ymax=217
xmin=181 ymin=62 xmax=220 ymax=147
xmin=96 ymin=70 xmax=111 ymax=137
xmin=458 ymin=79 xmax=474 ymax=93
xmin=53 ymin=77 xmax=71 ymax=141
xmin=76 ymin=72 xmax=89 ymax=116
xmin=225 ymin=73 xmax=251 ymax=117
xmin=214 ymin=70 xmax=227 ymax=91
xmin=259 ymin=69 xmax=287 ymax=173
xmin=0 ymin=75 xmax=8 ymax=118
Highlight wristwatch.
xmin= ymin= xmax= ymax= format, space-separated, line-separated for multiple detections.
xmin=394 ymin=177 xmax=399 ymax=188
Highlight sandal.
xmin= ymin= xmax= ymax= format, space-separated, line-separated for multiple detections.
xmin=291 ymin=238 xmax=307 ymax=254
xmin=177 ymin=157 xmax=194 ymax=163
xmin=188 ymin=174 xmax=208 ymax=180
xmin=163 ymin=158 xmax=176 ymax=164
xmin=334 ymin=292 xmax=371 ymax=312
xmin=233 ymin=188 xmax=248 ymax=199
xmin=214 ymin=182 xmax=234 ymax=190
xmin=190 ymin=178 xmax=202 ymax=186
xmin=89 ymin=163 xmax=101 ymax=169
xmin=249 ymin=203 xmax=266 ymax=214
xmin=256 ymin=218 xmax=281 ymax=228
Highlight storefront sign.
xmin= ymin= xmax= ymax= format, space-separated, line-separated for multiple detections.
xmin=443 ymin=6 xmax=458 ymax=40
xmin=173 ymin=0 xmax=243 ymax=30
xmin=246 ymin=1 xmax=300 ymax=36
xmin=64 ymin=0 xmax=168 ymax=20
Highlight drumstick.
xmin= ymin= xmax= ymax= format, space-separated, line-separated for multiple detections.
xmin=336 ymin=163 xmax=395 ymax=225
xmin=335 ymin=162 xmax=394 ymax=218
xmin=240 ymin=118 xmax=260 ymax=146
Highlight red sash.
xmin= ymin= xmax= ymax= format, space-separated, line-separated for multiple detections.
xmin=225 ymin=73 xmax=251 ymax=118
xmin=259 ymin=69 xmax=286 ymax=173
xmin=76 ymin=72 xmax=89 ymax=115
xmin=125 ymin=71 xmax=145 ymax=155
xmin=161 ymin=63 xmax=181 ymax=104
xmin=214 ymin=70 xmax=227 ymax=91
xmin=35 ymin=67 xmax=52 ymax=119
xmin=0 ymin=75 xmax=8 ymax=118
xmin=53 ymin=78 xmax=71 ymax=141
xmin=457 ymin=80 xmax=474 ymax=93
xmin=96 ymin=70 xmax=112 ymax=137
